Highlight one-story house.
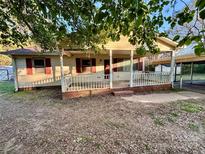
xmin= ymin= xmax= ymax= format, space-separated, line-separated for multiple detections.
xmin=4 ymin=36 xmax=177 ymax=99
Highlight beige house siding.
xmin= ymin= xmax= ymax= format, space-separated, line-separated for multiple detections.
xmin=104 ymin=36 xmax=176 ymax=52
xmin=156 ymin=39 xmax=175 ymax=51
xmin=15 ymin=54 xmax=140 ymax=88
xmin=16 ymin=56 xmax=60 ymax=88
xmin=104 ymin=36 xmax=136 ymax=50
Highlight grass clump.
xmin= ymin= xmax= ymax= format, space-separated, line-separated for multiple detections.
xmin=154 ymin=117 xmax=165 ymax=126
xmin=167 ymin=112 xmax=179 ymax=123
xmin=188 ymin=123 xmax=199 ymax=132
xmin=180 ymin=102 xmax=203 ymax=113
xmin=75 ymin=136 xmax=93 ymax=144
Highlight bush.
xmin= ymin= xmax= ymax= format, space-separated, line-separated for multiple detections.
xmin=0 ymin=54 xmax=12 ymax=66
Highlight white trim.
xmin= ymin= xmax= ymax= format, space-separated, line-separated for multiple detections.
xmin=170 ymin=50 xmax=175 ymax=88
xmin=190 ymin=62 xmax=194 ymax=84
xmin=130 ymin=50 xmax=134 ymax=87
xmin=142 ymin=57 xmax=145 ymax=72
xmin=109 ymin=49 xmax=113 ymax=88
xmin=60 ymin=48 xmax=65 ymax=92
xmin=12 ymin=58 xmax=18 ymax=91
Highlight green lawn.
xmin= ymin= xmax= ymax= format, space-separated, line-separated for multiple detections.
xmin=0 ymin=81 xmax=14 ymax=94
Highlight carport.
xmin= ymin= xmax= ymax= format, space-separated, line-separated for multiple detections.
xmin=150 ymin=43 xmax=205 ymax=92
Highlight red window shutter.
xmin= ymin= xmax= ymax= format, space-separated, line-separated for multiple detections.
xmin=45 ymin=58 xmax=51 ymax=74
xmin=91 ymin=58 xmax=96 ymax=73
xmin=113 ymin=58 xmax=118 ymax=72
xmin=76 ymin=58 xmax=81 ymax=73
xmin=26 ymin=58 xmax=33 ymax=75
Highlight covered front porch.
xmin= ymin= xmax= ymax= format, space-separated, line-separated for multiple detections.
xmin=60 ymin=49 xmax=174 ymax=98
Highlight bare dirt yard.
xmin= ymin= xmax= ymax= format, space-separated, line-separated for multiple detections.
xmin=0 ymin=82 xmax=205 ymax=154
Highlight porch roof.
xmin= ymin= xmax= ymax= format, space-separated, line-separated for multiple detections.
xmin=2 ymin=48 xmax=59 ymax=56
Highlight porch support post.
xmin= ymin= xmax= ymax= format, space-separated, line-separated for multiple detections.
xmin=174 ymin=63 xmax=177 ymax=82
xmin=190 ymin=62 xmax=194 ymax=84
xmin=142 ymin=57 xmax=145 ymax=72
xmin=130 ymin=50 xmax=134 ymax=87
xmin=60 ymin=48 xmax=65 ymax=92
xmin=180 ymin=62 xmax=183 ymax=80
xmin=109 ymin=49 xmax=113 ymax=88
xmin=170 ymin=50 xmax=175 ymax=88
xmin=12 ymin=58 xmax=18 ymax=92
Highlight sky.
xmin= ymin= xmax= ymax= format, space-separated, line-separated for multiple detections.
xmin=160 ymin=0 xmax=193 ymax=32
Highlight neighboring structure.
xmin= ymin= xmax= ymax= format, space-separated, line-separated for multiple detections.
xmin=0 ymin=66 xmax=13 ymax=81
xmin=4 ymin=36 xmax=177 ymax=99
xmin=151 ymin=43 xmax=205 ymax=84
xmin=155 ymin=64 xmax=181 ymax=74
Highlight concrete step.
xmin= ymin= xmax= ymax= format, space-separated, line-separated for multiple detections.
xmin=112 ymin=90 xmax=134 ymax=96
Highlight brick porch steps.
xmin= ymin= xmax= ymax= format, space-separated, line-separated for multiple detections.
xmin=112 ymin=90 xmax=134 ymax=96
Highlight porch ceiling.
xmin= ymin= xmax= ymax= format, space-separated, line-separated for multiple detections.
xmin=64 ymin=49 xmax=135 ymax=56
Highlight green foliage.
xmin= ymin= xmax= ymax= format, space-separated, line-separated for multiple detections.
xmin=167 ymin=112 xmax=179 ymax=123
xmin=0 ymin=0 xmax=104 ymax=50
xmin=180 ymin=102 xmax=203 ymax=113
xmin=167 ymin=0 xmax=205 ymax=55
xmin=153 ymin=117 xmax=165 ymax=126
xmin=96 ymin=0 xmax=169 ymax=53
xmin=0 ymin=0 xmax=172 ymax=54
xmin=0 ymin=0 xmax=204 ymax=55
xmin=173 ymin=35 xmax=180 ymax=41
xmin=0 ymin=54 xmax=11 ymax=66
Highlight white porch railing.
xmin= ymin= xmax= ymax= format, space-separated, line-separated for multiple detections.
xmin=63 ymin=72 xmax=171 ymax=92
xmin=133 ymin=72 xmax=170 ymax=86
xmin=19 ymin=76 xmax=61 ymax=88
xmin=64 ymin=73 xmax=110 ymax=91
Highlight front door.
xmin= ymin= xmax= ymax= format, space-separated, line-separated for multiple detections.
xmin=104 ymin=60 xmax=110 ymax=79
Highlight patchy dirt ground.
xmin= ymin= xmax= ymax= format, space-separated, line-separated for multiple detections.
xmin=0 ymin=87 xmax=205 ymax=153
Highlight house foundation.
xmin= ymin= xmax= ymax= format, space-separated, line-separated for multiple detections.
xmin=62 ymin=84 xmax=171 ymax=99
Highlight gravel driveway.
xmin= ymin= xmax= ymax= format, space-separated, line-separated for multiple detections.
xmin=0 ymin=89 xmax=205 ymax=154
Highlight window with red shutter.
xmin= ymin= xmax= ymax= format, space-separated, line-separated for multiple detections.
xmin=76 ymin=58 xmax=82 ymax=73
xmin=91 ymin=58 xmax=96 ymax=73
xmin=26 ymin=58 xmax=33 ymax=75
xmin=45 ymin=58 xmax=51 ymax=74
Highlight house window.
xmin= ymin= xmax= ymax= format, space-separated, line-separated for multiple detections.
xmin=34 ymin=59 xmax=45 ymax=68
xmin=76 ymin=58 xmax=96 ymax=73
xmin=82 ymin=59 xmax=91 ymax=73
